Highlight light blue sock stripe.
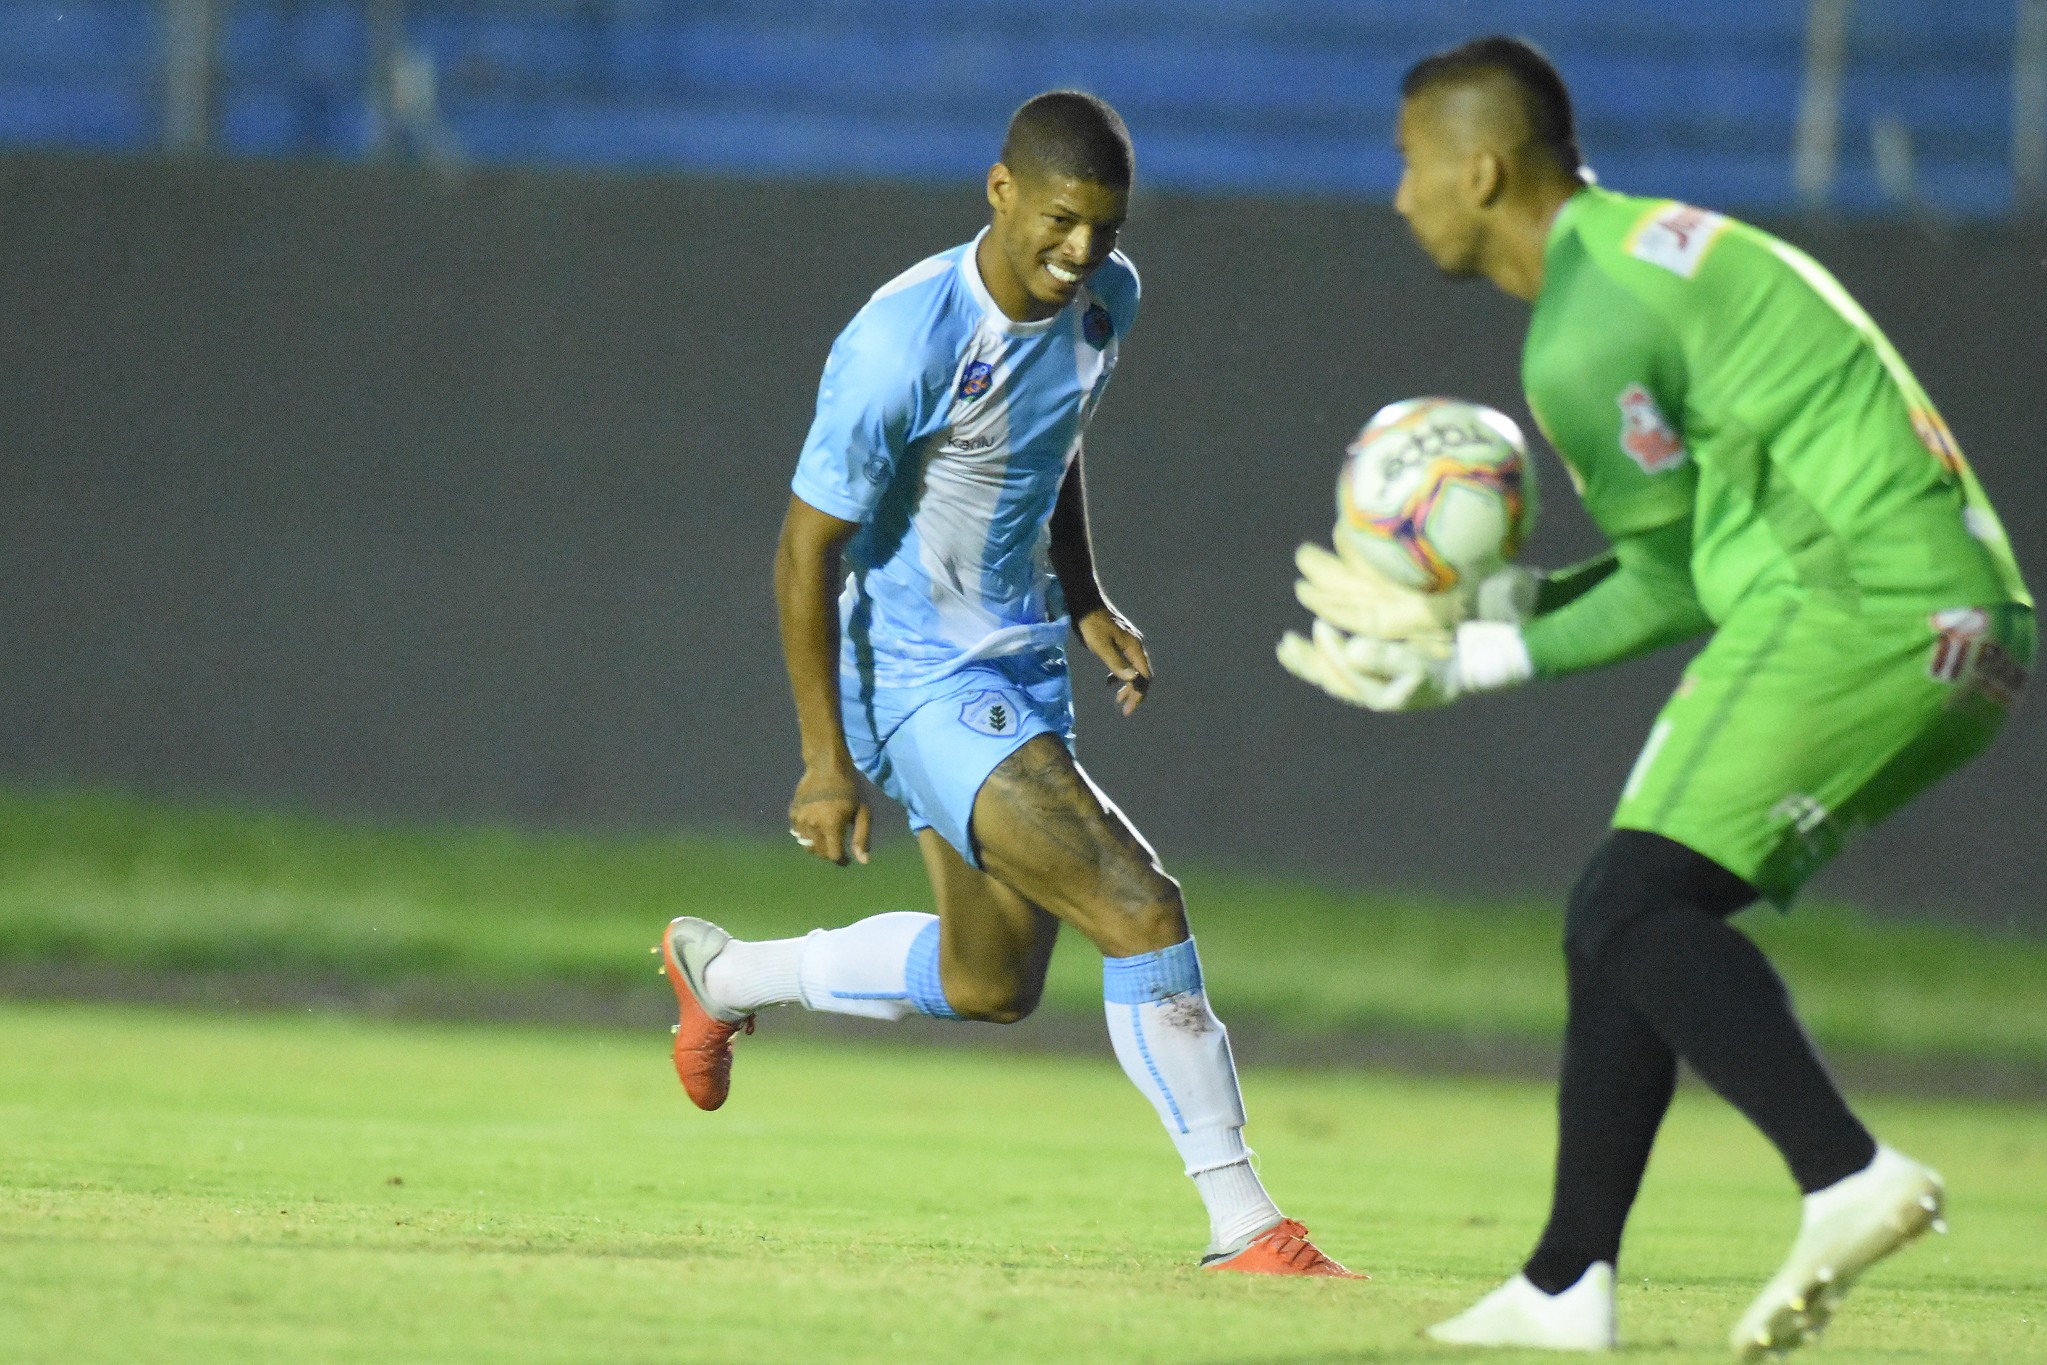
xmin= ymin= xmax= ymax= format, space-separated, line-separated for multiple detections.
xmin=1127 ymin=1003 xmax=1189 ymax=1133
xmin=1103 ymin=937 xmax=1203 ymax=1004
xmin=903 ymin=918 xmax=958 ymax=1019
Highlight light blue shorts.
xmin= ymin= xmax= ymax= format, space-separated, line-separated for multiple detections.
xmin=843 ymin=650 xmax=1076 ymax=867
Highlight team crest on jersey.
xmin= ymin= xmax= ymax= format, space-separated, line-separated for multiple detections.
xmin=1616 ymin=384 xmax=1688 ymax=473
xmin=959 ymin=689 xmax=1022 ymax=737
xmin=957 ymin=361 xmax=994 ymax=400
xmin=1082 ymin=304 xmax=1113 ymax=348
xmin=1625 ymin=202 xmax=1729 ymax=278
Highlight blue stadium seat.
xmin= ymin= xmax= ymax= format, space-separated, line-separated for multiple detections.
xmin=0 ymin=0 xmax=157 ymax=79
xmin=0 ymin=0 xmax=2021 ymax=216
xmin=0 ymin=77 xmax=151 ymax=146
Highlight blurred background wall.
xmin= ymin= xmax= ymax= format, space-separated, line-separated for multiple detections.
xmin=0 ymin=1 xmax=2042 ymax=923
xmin=4 ymin=0 xmax=2043 ymax=214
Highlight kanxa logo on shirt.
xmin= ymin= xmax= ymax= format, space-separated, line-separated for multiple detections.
xmin=1082 ymin=304 xmax=1113 ymax=348
xmin=959 ymin=690 xmax=1022 ymax=737
xmin=957 ymin=361 xmax=994 ymax=400
xmin=1616 ymin=383 xmax=1688 ymax=474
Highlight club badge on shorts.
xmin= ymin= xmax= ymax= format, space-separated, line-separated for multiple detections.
xmin=959 ymin=690 xmax=1022 ymax=737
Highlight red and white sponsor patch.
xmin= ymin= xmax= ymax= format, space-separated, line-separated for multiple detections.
xmin=1929 ymin=607 xmax=2030 ymax=706
xmin=1626 ymin=202 xmax=1729 ymax=278
xmin=1927 ymin=607 xmax=1989 ymax=682
xmin=1616 ymin=383 xmax=1688 ymax=474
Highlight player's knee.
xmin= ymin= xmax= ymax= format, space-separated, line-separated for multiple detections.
xmin=942 ymin=973 xmax=1043 ymax=1025
xmin=1090 ymin=877 xmax=1188 ymax=959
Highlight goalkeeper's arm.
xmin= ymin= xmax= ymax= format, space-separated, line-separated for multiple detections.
xmin=1279 ymin=517 xmax=1711 ymax=713
xmin=1520 ymin=519 xmax=1712 ymax=679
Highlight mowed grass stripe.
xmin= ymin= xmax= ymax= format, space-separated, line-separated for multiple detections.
xmin=2 ymin=1002 xmax=2043 ymax=1364
xmin=3 ymin=788 xmax=2046 ymax=1067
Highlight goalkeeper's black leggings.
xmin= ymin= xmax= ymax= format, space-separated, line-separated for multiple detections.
xmin=1522 ymin=829 xmax=1878 ymax=1296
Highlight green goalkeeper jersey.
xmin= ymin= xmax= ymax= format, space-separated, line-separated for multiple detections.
xmin=1520 ymin=186 xmax=2029 ymax=668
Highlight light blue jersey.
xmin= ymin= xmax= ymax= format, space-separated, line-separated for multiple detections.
xmin=792 ymin=229 xmax=1140 ymax=692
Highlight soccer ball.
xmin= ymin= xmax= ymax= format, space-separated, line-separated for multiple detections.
xmin=1335 ymin=396 xmax=1536 ymax=593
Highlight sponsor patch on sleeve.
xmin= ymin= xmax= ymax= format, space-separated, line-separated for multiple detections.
xmin=1624 ymin=202 xmax=1729 ymax=278
xmin=1927 ymin=607 xmax=2028 ymax=707
xmin=1616 ymin=383 xmax=1689 ymax=473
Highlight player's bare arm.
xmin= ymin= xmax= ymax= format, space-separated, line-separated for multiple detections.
xmin=1047 ymin=449 xmax=1152 ymax=715
xmin=773 ymin=493 xmax=871 ymax=866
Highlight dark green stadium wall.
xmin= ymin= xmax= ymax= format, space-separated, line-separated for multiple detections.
xmin=1 ymin=154 xmax=2040 ymax=924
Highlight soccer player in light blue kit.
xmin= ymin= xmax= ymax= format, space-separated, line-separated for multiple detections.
xmin=656 ymin=92 xmax=1356 ymax=1276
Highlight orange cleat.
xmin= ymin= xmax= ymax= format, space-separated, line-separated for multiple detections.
xmin=659 ymin=916 xmax=754 ymax=1111
xmin=1202 ymin=1219 xmax=1366 ymax=1278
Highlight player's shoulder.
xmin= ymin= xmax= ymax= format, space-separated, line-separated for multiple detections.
xmin=1567 ymin=186 xmax=1781 ymax=288
xmin=1088 ymin=249 xmax=1141 ymax=332
xmin=833 ymin=242 xmax=977 ymax=380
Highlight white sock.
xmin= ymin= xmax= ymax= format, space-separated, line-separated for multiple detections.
xmin=705 ymin=911 xmax=955 ymax=1022
xmin=701 ymin=935 xmax=806 ymax=1013
xmin=1102 ymin=937 xmax=1282 ymax=1252
xmin=1192 ymin=1155 xmax=1283 ymax=1253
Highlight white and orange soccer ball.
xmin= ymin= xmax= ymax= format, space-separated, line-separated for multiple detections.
xmin=1335 ymin=396 xmax=1537 ymax=594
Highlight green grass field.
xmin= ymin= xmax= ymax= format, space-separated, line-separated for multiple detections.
xmin=4 ymin=789 xmax=2046 ymax=1073
xmin=3 ymin=1001 xmax=2043 ymax=1364
xmin=6 ymin=790 xmax=2046 ymax=1360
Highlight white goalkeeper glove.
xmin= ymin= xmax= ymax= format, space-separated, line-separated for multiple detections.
xmin=1294 ymin=529 xmax=1542 ymax=636
xmin=1472 ymin=563 xmax=1541 ymax=625
xmin=1277 ymin=618 xmax=1534 ymax=712
xmin=1276 ymin=618 xmax=1427 ymax=709
xmin=1292 ymin=534 xmax=1466 ymax=640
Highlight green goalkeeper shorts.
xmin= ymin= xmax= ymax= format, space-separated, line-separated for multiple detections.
xmin=1613 ymin=595 xmax=2034 ymax=906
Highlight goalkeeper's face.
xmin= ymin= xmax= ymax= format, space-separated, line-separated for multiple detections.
xmin=1393 ymin=97 xmax=1487 ymax=279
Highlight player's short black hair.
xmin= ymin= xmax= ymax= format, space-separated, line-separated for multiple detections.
xmin=999 ymin=90 xmax=1134 ymax=189
xmin=1401 ymin=35 xmax=1584 ymax=178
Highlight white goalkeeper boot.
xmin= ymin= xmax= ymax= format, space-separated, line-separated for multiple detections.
xmin=1730 ymin=1145 xmax=1944 ymax=1360
xmin=1426 ymin=1261 xmax=1616 ymax=1351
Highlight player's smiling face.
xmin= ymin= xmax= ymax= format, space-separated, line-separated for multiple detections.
xmin=981 ymin=165 xmax=1128 ymax=322
xmin=1394 ymin=97 xmax=1486 ymax=278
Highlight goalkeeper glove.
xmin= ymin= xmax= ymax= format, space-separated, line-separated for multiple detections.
xmin=1294 ymin=529 xmax=1542 ymax=637
xmin=1278 ymin=619 xmax=1534 ymax=712
xmin=1473 ymin=564 xmax=1541 ymax=625
xmin=1293 ymin=533 xmax=1466 ymax=640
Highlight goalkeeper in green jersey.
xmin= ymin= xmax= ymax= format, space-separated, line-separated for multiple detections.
xmin=1278 ymin=35 xmax=2032 ymax=1359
